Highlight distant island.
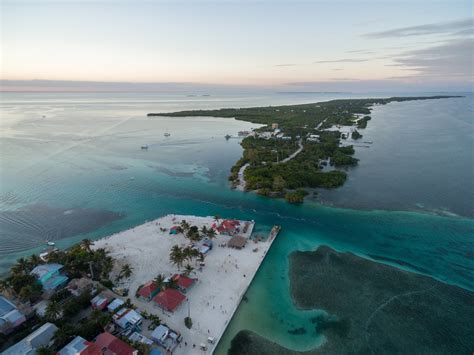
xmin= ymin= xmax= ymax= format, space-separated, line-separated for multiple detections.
xmin=148 ymin=96 xmax=461 ymax=204
xmin=227 ymin=245 xmax=474 ymax=354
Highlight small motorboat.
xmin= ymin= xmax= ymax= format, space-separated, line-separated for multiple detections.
xmin=46 ymin=241 xmax=55 ymax=246
xmin=225 ymin=134 xmax=231 ymax=140
xmin=141 ymin=145 xmax=149 ymax=150
xmin=164 ymin=132 xmax=171 ymax=137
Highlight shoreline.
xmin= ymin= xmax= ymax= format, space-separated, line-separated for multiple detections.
xmin=92 ymin=214 xmax=280 ymax=354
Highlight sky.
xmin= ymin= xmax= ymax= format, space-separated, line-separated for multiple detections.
xmin=1 ymin=0 xmax=473 ymax=92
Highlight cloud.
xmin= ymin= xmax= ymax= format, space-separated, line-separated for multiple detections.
xmin=346 ymin=50 xmax=375 ymax=54
xmin=314 ymin=58 xmax=368 ymax=64
xmin=332 ymin=68 xmax=344 ymax=71
xmin=275 ymin=63 xmax=297 ymax=67
xmin=391 ymin=38 xmax=473 ymax=79
xmin=364 ymin=18 xmax=473 ymax=38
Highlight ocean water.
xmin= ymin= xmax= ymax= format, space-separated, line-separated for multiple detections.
xmin=0 ymin=92 xmax=473 ymax=352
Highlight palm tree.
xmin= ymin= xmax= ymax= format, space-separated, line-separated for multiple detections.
xmin=120 ymin=264 xmax=133 ymax=279
xmin=169 ymin=245 xmax=184 ymax=270
xmin=153 ymin=274 xmax=166 ymax=290
xmin=206 ymin=228 xmax=217 ymax=240
xmin=28 ymin=254 xmax=42 ymax=268
xmin=184 ymin=264 xmax=194 ymax=276
xmin=180 ymin=220 xmax=190 ymax=233
xmin=0 ymin=279 xmax=11 ymax=295
xmin=12 ymin=258 xmax=30 ymax=275
xmin=165 ymin=277 xmax=178 ymax=290
xmin=45 ymin=300 xmax=62 ymax=321
xmin=81 ymin=238 xmax=94 ymax=253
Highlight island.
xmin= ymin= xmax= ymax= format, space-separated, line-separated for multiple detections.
xmin=148 ymin=95 xmax=461 ymax=203
xmin=0 ymin=214 xmax=280 ymax=355
xmin=228 ymin=246 xmax=474 ymax=354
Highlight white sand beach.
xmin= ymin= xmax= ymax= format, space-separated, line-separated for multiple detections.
xmin=93 ymin=214 xmax=278 ymax=354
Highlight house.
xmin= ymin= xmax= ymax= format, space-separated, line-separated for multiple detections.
xmin=153 ymin=288 xmax=186 ymax=312
xmin=137 ymin=281 xmax=159 ymax=301
xmin=113 ymin=308 xmax=143 ymax=331
xmin=58 ymin=336 xmax=92 ymax=355
xmin=151 ymin=324 xmax=180 ymax=352
xmin=107 ymin=298 xmax=124 ymax=313
xmin=271 ymin=123 xmax=279 ymax=129
xmin=59 ymin=332 xmax=138 ymax=355
xmin=30 ymin=263 xmax=68 ymax=291
xmin=0 ymin=296 xmax=26 ymax=334
xmin=193 ymin=238 xmax=213 ymax=254
xmin=94 ymin=332 xmax=138 ymax=355
xmin=91 ymin=293 xmax=110 ymax=310
xmin=171 ymin=274 xmax=196 ymax=293
xmin=227 ymin=235 xmax=247 ymax=249
xmin=129 ymin=332 xmax=153 ymax=346
xmin=3 ymin=322 xmax=58 ymax=355
xmin=213 ymin=219 xmax=240 ymax=235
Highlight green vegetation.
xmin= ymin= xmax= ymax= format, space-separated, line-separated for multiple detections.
xmin=184 ymin=316 xmax=193 ymax=329
xmin=148 ymin=96 xmax=460 ymax=203
xmin=351 ymin=130 xmax=362 ymax=140
xmin=285 ymin=189 xmax=308 ymax=204
xmin=0 ymin=238 xmax=119 ymax=353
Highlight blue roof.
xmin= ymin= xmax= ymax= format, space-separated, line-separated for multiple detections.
xmin=30 ymin=264 xmax=68 ymax=290
xmin=150 ymin=349 xmax=162 ymax=355
xmin=31 ymin=263 xmax=63 ymax=278
xmin=0 ymin=296 xmax=15 ymax=316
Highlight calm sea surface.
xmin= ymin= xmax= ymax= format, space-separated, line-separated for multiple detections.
xmin=0 ymin=91 xmax=473 ymax=352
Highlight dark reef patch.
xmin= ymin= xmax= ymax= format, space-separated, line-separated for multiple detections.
xmin=228 ymin=246 xmax=474 ymax=355
xmin=0 ymin=204 xmax=124 ymax=254
xmin=287 ymin=327 xmax=306 ymax=335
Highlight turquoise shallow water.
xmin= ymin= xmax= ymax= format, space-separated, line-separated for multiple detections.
xmin=0 ymin=92 xmax=473 ymax=352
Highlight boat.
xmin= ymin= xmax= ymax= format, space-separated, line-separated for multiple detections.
xmin=141 ymin=145 xmax=149 ymax=150
xmin=225 ymin=134 xmax=232 ymax=140
xmin=46 ymin=241 xmax=55 ymax=246
xmin=164 ymin=132 xmax=171 ymax=137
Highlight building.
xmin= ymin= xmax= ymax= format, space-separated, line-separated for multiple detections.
xmin=0 ymin=296 xmax=26 ymax=334
xmin=151 ymin=324 xmax=180 ymax=352
xmin=137 ymin=281 xmax=159 ymax=301
xmin=129 ymin=332 xmax=153 ymax=346
xmin=94 ymin=332 xmax=137 ymax=355
xmin=58 ymin=332 xmax=138 ymax=355
xmin=90 ymin=293 xmax=110 ymax=310
xmin=30 ymin=263 xmax=68 ymax=291
xmin=107 ymin=298 xmax=124 ymax=313
xmin=153 ymin=288 xmax=186 ymax=312
xmin=227 ymin=235 xmax=247 ymax=249
xmin=58 ymin=336 xmax=91 ymax=355
xmin=212 ymin=219 xmax=241 ymax=235
xmin=3 ymin=322 xmax=58 ymax=355
xmin=113 ymin=308 xmax=143 ymax=331
xmin=271 ymin=123 xmax=279 ymax=129
xmin=171 ymin=274 xmax=196 ymax=293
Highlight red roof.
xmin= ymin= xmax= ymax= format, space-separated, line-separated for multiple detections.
xmin=138 ymin=281 xmax=158 ymax=298
xmin=216 ymin=219 xmax=240 ymax=233
xmin=172 ymin=274 xmax=196 ymax=289
xmin=87 ymin=332 xmax=136 ymax=355
xmin=153 ymin=288 xmax=186 ymax=312
xmin=78 ymin=342 xmax=102 ymax=355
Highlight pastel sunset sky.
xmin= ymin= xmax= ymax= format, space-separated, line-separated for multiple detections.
xmin=1 ymin=0 xmax=472 ymax=92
